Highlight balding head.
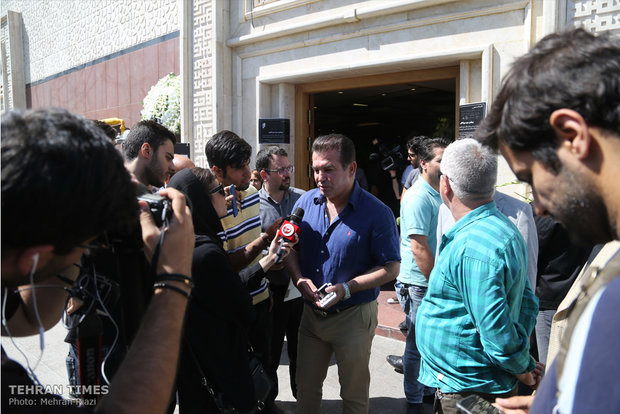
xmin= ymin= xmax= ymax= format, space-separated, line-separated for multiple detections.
xmin=171 ymin=154 xmax=195 ymax=177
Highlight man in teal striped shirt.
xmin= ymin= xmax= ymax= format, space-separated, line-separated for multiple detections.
xmin=416 ymin=139 xmax=540 ymax=414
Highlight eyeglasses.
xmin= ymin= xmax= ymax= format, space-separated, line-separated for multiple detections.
xmin=264 ymin=165 xmax=294 ymax=175
xmin=208 ymin=183 xmax=225 ymax=196
xmin=407 ymin=153 xmax=416 ymax=159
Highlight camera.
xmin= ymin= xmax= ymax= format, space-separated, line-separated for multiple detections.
xmin=137 ymin=193 xmax=172 ymax=227
xmin=369 ymin=144 xmax=406 ymax=172
xmin=317 ymin=283 xmax=338 ymax=308
xmin=379 ymin=145 xmax=405 ymax=171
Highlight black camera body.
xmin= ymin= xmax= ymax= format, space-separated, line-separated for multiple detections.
xmin=137 ymin=193 xmax=172 ymax=227
xmin=369 ymin=144 xmax=406 ymax=172
xmin=380 ymin=145 xmax=405 ymax=171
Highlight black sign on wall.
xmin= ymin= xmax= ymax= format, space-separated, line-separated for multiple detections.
xmin=259 ymin=118 xmax=290 ymax=144
xmin=459 ymin=102 xmax=487 ymax=139
xmin=174 ymin=143 xmax=191 ymax=158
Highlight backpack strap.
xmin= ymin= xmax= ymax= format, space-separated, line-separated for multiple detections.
xmin=555 ymin=249 xmax=620 ymax=382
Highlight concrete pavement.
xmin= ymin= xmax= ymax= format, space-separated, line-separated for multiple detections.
xmin=2 ymin=320 xmax=410 ymax=413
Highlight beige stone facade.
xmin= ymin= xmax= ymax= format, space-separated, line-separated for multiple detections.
xmin=3 ymin=0 xmax=619 ymax=193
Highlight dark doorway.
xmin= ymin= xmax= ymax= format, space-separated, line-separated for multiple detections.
xmin=313 ymin=79 xmax=456 ymax=216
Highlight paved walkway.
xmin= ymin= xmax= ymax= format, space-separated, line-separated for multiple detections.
xmin=2 ymin=316 xmax=411 ymax=413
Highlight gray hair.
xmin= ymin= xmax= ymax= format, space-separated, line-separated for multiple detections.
xmin=441 ymin=138 xmax=496 ymax=201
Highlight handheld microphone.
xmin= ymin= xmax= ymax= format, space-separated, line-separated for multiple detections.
xmin=274 ymin=207 xmax=304 ymax=264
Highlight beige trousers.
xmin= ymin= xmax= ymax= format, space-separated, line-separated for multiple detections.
xmin=296 ymin=301 xmax=378 ymax=414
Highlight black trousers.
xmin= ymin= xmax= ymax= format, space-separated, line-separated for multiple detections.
xmin=269 ymin=284 xmax=303 ymax=398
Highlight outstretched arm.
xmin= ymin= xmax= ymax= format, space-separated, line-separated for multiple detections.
xmin=228 ymin=219 xmax=282 ymax=271
xmin=96 ymin=187 xmax=194 ymax=414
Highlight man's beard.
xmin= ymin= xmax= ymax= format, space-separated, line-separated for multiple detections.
xmin=147 ymin=156 xmax=166 ymax=187
xmin=279 ymin=182 xmax=290 ymax=191
xmin=549 ymin=168 xmax=613 ymax=247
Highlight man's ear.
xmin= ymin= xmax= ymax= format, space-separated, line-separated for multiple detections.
xmin=441 ymin=175 xmax=453 ymax=199
xmin=419 ymin=159 xmax=428 ymax=173
xmin=140 ymin=143 xmax=152 ymax=160
xmin=549 ymin=109 xmax=591 ymax=160
xmin=211 ymin=165 xmax=224 ymax=180
xmin=16 ymin=246 xmax=54 ymax=277
xmin=348 ymin=161 xmax=357 ymax=177
xmin=259 ymin=169 xmax=269 ymax=181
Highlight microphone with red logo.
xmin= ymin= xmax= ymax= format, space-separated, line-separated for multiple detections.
xmin=274 ymin=207 xmax=304 ymax=264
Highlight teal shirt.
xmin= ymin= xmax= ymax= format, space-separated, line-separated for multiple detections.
xmin=397 ymin=178 xmax=442 ymax=287
xmin=416 ymin=201 xmax=538 ymax=394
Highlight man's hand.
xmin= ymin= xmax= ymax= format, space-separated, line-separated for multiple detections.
xmin=515 ymin=357 xmax=543 ymax=389
xmin=224 ymin=185 xmax=241 ymax=213
xmin=532 ymin=360 xmax=544 ymax=388
xmin=295 ymin=277 xmax=319 ymax=303
xmin=265 ymin=218 xmax=284 ymax=242
xmin=515 ymin=371 xmax=535 ymax=387
xmin=493 ymin=395 xmax=534 ymax=414
xmin=319 ymin=283 xmax=347 ymax=310
xmin=139 ymin=187 xmax=194 ymax=276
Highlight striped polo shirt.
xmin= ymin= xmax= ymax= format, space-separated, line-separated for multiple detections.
xmin=219 ymin=185 xmax=269 ymax=304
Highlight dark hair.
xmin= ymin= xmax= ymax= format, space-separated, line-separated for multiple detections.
xmin=406 ymin=136 xmax=426 ymax=154
xmin=191 ymin=166 xmax=218 ymax=190
xmin=168 ymin=167 xmax=224 ymax=243
xmin=123 ymin=120 xmax=176 ymax=161
xmin=477 ymin=29 xmax=620 ymax=172
xmin=417 ymin=137 xmax=450 ymax=171
xmin=255 ymin=146 xmax=288 ymax=172
xmin=311 ymin=134 xmax=356 ymax=168
xmin=1 ymin=108 xmax=138 ymax=255
xmin=93 ymin=120 xmax=118 ymax=141
xmin=204 ymin=130 xmax=252 ymax=170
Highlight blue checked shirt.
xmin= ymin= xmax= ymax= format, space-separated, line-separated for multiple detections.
xmin=416 ymin=201 xmax=538 ymax=394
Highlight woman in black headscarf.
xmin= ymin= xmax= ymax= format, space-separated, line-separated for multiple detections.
xmin=169 ymin=167 xmax=290 ymax=413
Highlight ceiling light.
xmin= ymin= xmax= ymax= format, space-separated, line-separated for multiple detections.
xmin=353 ymin=103 xmax=368 ymax=107
xmin=338 ymin=91 xmax=344 ymax=94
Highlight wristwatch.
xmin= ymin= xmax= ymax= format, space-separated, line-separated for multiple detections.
xmin=342 ymin=282 xmax=351 ymax=301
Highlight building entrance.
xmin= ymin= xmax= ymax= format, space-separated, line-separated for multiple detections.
xmin=294 ymin=68 xmax=457 ymax=204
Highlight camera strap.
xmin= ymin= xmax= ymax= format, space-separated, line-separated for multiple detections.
xmin=77 ymin=312 xmax=103 ymax=402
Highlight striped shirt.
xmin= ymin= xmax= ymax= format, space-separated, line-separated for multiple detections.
xmin=219 ymin=186 xmax=269 ymax=304
xmin=416 ymin=201 xmax=538 ymax=394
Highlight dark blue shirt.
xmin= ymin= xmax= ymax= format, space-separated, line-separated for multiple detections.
xmin=292 ymin=182 xmax=400 ymax=310
xmin=530 ymin=273 xmax=620 ymax=413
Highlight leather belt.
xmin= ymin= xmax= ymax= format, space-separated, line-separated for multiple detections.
xmin=311 ymin=304 xmax=356 ymax=318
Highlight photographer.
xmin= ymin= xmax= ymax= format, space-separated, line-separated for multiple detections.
xmin=1 ymin=108 xmax=195 ymax=413
xmin=368 ymin=138 xmax=406 ymax=218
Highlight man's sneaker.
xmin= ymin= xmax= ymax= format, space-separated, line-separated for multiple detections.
xmin=399 ymin=319 xmax=408 ymax=332
xmin=386 ymin=354 xmax=404 ymax=374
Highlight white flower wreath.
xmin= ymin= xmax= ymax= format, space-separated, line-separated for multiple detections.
xmin=141 ymin=73 xmax=181 ymax=135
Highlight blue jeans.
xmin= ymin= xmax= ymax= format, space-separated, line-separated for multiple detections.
xmin=535 ymin=309 xmax=555 ymax=367
xmin=395 ymin=281 xmax=434 ymax=403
